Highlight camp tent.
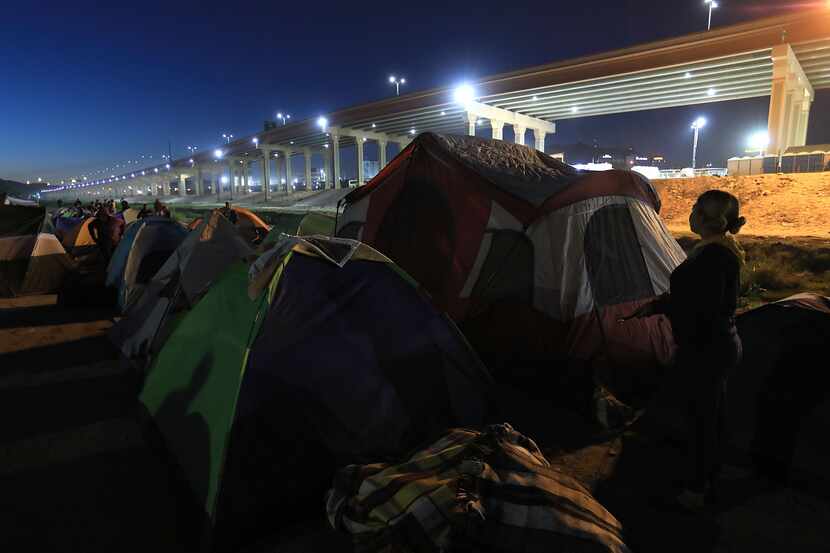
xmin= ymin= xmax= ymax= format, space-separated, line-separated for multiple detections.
xmin=0 ymin=205 xmax=71 ymax=296
xmin=117 ymin=208 xmax=140 ymax=224
xmin=296 ymin=211 xmax=336 ymax=236
xmin=110 ymin=211 xmax=254 ymax=363
xmin=729 ymin=293 xmax=830 ymax=484
xmin=59 ymin=217 xmax=98 ymax=258
xmin=230 ymin=207 xmax=269 ymax=243
xmin=139 ymin=234 xmax=493 ymax=552
xmin=336 ymin=133 xmax=685 ymax=384
xmin=106 ymin=217 xmax=188 ymax=311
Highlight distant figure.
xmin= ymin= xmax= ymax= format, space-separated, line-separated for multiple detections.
xmin=221 ymin=201 xmax=238 ymax=224
xmin=137 ymin=203 xmax=151 ymax=219
xmin=153 ymin=199 xmax=170 ymax=218
xmin=621 ymin=190 xmax=746 ymax=511
xmin=121 ymin=198 xmax=129 ymax=212
xmin=89 ymin=206 xmax=125 ymax=262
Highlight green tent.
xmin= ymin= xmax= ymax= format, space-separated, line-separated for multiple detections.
xmin=139 ymin=235 xmax=493 ymax=551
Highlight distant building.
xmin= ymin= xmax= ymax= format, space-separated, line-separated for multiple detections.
xmin=549 ymin=142 xmax=668 ymax=169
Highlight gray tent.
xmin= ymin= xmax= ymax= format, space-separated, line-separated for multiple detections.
xmin=110 ymin=211 xmax=254 ymax=363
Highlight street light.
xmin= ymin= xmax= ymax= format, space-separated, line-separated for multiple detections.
xmin=222 ymin=133 xmax=234 ymax=144
xmin=704 ymin=0 xmax=719 ymax=31
xmin=214 ymin=148 xmax=224 ymax=159
xmin=747 ymin=131 xmax=770 ymax=156
xmin=690 ymin=117 xmax=707 ymax=170
xmin=186 ymin=145 xmax=198 ymax=155
xmin=453 ymin=84 xmax=476 ymax=106
xmin=317 ymin=116 xmax=328 ymax=131
xmin=389 ymin=75 xmax=406 ymax=96
xmin=276 ymin=112 xmax=291 ymax=126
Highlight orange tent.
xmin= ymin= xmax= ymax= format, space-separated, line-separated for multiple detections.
xmin=60 ymin=218 xmax=98 ymax=257
xmin=232 ymin=207 xmax=270 ymax=243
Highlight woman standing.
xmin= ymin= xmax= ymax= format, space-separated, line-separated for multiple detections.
xmin=621 ymin=190 xmax=746 ymax=510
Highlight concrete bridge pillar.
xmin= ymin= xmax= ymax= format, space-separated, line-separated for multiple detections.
xmin=260 ymin=151 xmax=271 ymax=201
xmin=356 ymin=138 xmax=365 ymax=185
xmin=768 ymin=43 xmax=814 ymax=155
xmin=195 ymin=165 xmax=203 ymax=196
xmin=513 ymin=125 xmax=526 ymax=146
xmin=241 ymin=160 xmax=250 ymax=195
xmin=533 ymin=129 xmax=546 ymax=153
xmin=331 ymin=134 xmax=341 ymax=189
xmin=378 ymin=138 xmax=388 ymax=168
xmin=303 ymin=148 xmax=313 ymax=190
xmin=466 ymin=111 xmax=477 ymax=136
xmin=284 ymin=151 xmax=293 ymax=194
xmin=178 ymin=174 xmax=187 ymax=196
xmin=490 ymin=119 xmax=504 ymax=140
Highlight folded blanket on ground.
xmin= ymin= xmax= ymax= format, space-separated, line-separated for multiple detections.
xmin=326 ymin=423 xmax=630 ymax=553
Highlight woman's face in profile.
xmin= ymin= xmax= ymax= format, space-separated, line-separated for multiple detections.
xmin=689 ymin=201 xmax=703 ymax=235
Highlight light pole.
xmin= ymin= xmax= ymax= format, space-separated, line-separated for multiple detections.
xmin=222 ymin=133 xmax=234 ymax=144
xmin=186 ymin=145 xmax=198 ymax=156
xmin=276 ymin=112 xmax=291 ymax=126
xmin=704 ymin=0 xmax=719 ymax=31
xmin=690 ymin=117 xmax=707 ymax=170
xmin=389 ymin=75 xmax=406 ymax=96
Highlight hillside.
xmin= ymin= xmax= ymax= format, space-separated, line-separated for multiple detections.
xmin=654 ymin=173 xmax=830 ymax=238
xmin=0 ymin=179 xmax=34 ymax=200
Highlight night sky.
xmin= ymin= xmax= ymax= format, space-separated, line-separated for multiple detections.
xmin=1 ymin=0 xmax=828 ymax=183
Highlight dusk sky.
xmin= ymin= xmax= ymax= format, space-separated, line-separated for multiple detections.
xmin=1 ymin=0 xmax=827 ymax=184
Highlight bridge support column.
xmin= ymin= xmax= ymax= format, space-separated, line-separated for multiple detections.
xmin=284 ymin=152 xmax=293 ymax=194
xmin=356 ymin=138 xmax=365 ymax=186
xmin=490 ymin=119 xmax=504 ymax=140
xmin=513 ymin=125 xmax=526 ymax=146
xmin=533 ymin=129 xmax=546 ymax=153
xmin=466 ymin=112 xmax=477 ymax=136
xmin=378 ymin=138 xmax=387 ymax=168
xmin=768 ymin=43 xmax=814 ymax=156
xmin=195 ymin=165 xmax=203 ymax=196
xmin=260 ymin=151 xmax=271 ymax=201
xmin=304 ymin=148 xmax=313 ymax=190
xmin=162 ymin=179 xmax=170 ymax=196
xmin=242 ymin=160 xmax=250 ymax=195
xmin=323 ymin=145 xmax=333 ymax=188
xmin=179 ymin=174 xmax=187 ymax=196
xmin=331 ymin=134 xmax=341 ymax=189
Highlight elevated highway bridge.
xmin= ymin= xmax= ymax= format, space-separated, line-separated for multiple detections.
xmin=47 ymin=7 xmax=830 ymax=202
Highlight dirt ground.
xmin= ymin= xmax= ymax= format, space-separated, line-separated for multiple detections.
xmin=654 ymin=172 xmax=830 ymax=238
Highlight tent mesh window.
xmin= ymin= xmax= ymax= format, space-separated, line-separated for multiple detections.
xmin=584 ymin=204 xmax=654 ymax=307
xmin=470 ymin=230 xmax=534 ymax=306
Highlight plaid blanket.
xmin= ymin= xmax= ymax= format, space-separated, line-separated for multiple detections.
xmin=326 ymin=423 xmax=630 ymax=553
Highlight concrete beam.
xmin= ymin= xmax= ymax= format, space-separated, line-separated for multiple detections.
xmin=463 ymin=100 xmax=556 ymax=134
xmin=768 ymin=43 xmax=814 ymax=154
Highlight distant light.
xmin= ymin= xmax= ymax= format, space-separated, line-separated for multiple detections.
xmin=154 ymin=168 xmax=159 ymax=173
xmin=748 ymin=131 xmax=770 ymax=151
xmin=707 ymin=88 xmax=717 ymax=97
xmin=362 ymin=137 xmax=367 ymax=142
xmin=453 ymin=83 xmax=476 ymax=105
xmin=324 ymin=144 xmax=329 ymax=148
xmin=571 ymin=106 xmax=579 ymax=113
xmin=141 ymin=171 xmax=145 ymax=175
xmin=131 ymin=173 xmax=135 ymax=178
xmin=290 ymin=141 xmax=294 ymax=144
xmin=532 ymin=95 xmax=538 ymax=101
xmin=389 ymin=75 xmax=396 ymax=83
xmin=410 ymin=128 xmax=416 ymax=135
xmin=317 ymin=116 xmax=328 ymax=130
xmin=221 ymin=176 xmax=229 ymax=184
xmin=440 ymin=111 xmax=446 ymax=116
xmin=685 ymin=72 xmax=692 ymax=79
xmin=253 ymin=137 xmax=259 ymax=145
xmin=214 ymin=149 xmax=223 ymax=159
xmin=372 ymin=123 xmax=377 ymax=128
xmin=401 ymin=78 xmax=406 ymax=84
xmin=165 ymin=163 xmax=170 ymax=169
xmin=691 ymin=117 xmax=707 ymax=130
xmin=276 ymin=112 xmax=282 ymax=118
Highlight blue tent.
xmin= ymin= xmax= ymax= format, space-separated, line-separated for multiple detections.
xmin=106 ymin=217 xmax=188 ymax=311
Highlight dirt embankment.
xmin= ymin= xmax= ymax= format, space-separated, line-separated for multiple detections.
xmin=654 ymin=173 xmax=830 ymax=238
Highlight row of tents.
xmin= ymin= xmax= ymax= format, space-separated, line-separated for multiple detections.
xmin=5 ymin=133 xmax=828 ymax=551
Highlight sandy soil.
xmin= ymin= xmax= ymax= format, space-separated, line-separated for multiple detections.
xmin=654 ymin=172 xmax=830 ymax=238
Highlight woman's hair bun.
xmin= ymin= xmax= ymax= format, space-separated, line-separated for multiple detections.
xmin=728 ymin=215 xmax=747 ymax=234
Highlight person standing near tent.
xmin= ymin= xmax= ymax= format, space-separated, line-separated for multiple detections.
xmin=120 ymin=198 xmax=129 ymax=212
xmin=89 ymin=205 xmax=125 ymax=262
xmin=620 ymin=190 xmax=746 ymax=511
xmin=137 ymin=203 xmax=151 ymax=219
xmin=153 ymin=199 xmax=170 ymax=218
